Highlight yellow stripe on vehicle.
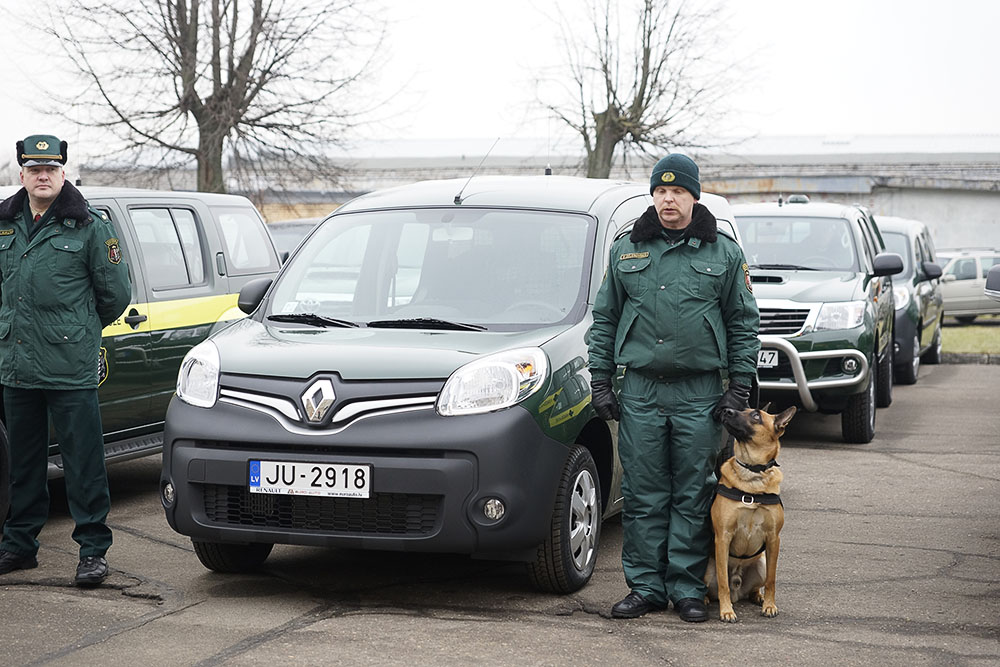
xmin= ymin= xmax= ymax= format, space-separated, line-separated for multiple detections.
xmin=102 ymin=293 xmax=243 ymax=337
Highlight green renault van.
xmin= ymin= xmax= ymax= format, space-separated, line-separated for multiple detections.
xmin=160 ymin=176 xmax=741 ymax=593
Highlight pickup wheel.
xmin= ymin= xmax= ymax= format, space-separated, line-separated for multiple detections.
xmin=894 ymin=332 xmax=920 ymax=385
xmin=192 ymin=540 xmax=273 ymax=573
xmin=0 ymin=421 xmax=9 ymax=523
xmin=922 ymin=319 xmax=943 ymax=364
xmin=527 ymin=445 xmax=601 ymax=593
xmin=876 ymin=343 xmax=893 ymax=407
xmin=842 ymin=359 xmax=876 ymax=443
xmin=955 ymin=315 xmax=977 ymax=325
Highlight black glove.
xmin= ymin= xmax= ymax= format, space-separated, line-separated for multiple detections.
xmin=712 ymin=382 xmax=751 ymax=421
xmin=590 ymin=378 xmax=620 ymax=421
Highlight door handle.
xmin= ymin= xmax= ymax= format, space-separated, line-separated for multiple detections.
xmin=124 ymin=308 xmax=147 ymax=328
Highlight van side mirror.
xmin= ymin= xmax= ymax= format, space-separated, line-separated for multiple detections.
xmin=986 ymin=264 xmax=1000 ymax=303
xmin=921 ymin=261 xmax=942 ymax=280
xmin=238 ymin=277 xmax=273 ymax=314
xmin=872 ymin=252 xmax=904 ymax=277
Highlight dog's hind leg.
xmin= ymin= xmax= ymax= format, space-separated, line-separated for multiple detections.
xmin=743 ymin=555 xmax=766 ymax=604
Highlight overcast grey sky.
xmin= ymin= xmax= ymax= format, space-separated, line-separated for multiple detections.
xmin=1 ymin=0 xmax=996 ymax=171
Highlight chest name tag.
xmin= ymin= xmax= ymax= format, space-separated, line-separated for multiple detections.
xmin=619 ymin=252 xmax=649 ymax=261
xmin=0 ymin=229 xmax=14 ymax=236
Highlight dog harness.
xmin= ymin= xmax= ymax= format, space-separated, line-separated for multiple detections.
xmin=715 ymin=484 xmax=782 ymax=558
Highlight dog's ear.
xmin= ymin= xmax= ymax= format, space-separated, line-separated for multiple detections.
xmin=760 ymin=401 xmax=771 ymax=413
xmin=774 ymin=406 xmax=796 ymax=433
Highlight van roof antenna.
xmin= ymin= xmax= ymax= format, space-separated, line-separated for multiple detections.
xmin=454 ymin=137 xmax=500 ymax=205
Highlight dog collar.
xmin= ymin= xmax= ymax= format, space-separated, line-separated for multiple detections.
xmin=716 ymin=484 xmax=782 ymax=506
xmin=736 ymin=458 xmax=779 ymax=473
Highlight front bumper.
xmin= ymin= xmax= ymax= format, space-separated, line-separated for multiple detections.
xmin=160 ymin=394 xmax=570 ymax=560
xmin=757 ymin=334 xmax=870 ymax=412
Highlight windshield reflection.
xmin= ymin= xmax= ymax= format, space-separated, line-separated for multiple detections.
xmin=266 ymin=208 xmax=594 ymax=330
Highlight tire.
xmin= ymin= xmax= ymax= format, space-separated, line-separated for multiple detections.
xmin=192 ymin=540 xmax=273 ymax=573
xmin=876 ymin=342 xmax=893 ymax=408
xmin=842 ymin=359 xmax=876 ymax=443
xmin=922 ymin=319 xmax=943 ymax=365
xmin=0 ymin=421 xmax=9 ymax=523
xmin=955 ymin=315 xmax=977 ymax=325
xmin=527 ymin=445 xmax=602 ymax=594
xmin=894 ymin=332 xmax=920 ymax=385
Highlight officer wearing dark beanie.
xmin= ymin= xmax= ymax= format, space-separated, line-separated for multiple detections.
xmin=0 ymin=134 xmax=131 ymax=587
xmin=588 ymin=153 xmax=759 ymax=622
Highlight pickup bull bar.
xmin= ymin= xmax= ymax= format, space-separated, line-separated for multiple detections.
xmin=756 ymin=335 xmax=869 ymax=412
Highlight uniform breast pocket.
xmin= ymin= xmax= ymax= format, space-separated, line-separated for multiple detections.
xmin=0 ymin=237 xmax=15 ymax=273
xmin=692 ymin=261 xmax=726 ymax=298
xmin=618 ymin=256 xmax=651 ymax=297
xmin=49 ymin=238 xmax=86 ymax=278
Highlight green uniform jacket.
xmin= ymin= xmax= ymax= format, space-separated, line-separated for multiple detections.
xmin=588 ymin=203 xmax=760 ymax=386
xmin=0 ymin=182 xmax=131 ymax=389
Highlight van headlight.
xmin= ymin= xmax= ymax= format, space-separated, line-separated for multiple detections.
xmin=815 ymin=301 xmax=866 ymax=330
xmin=176 ymin=341 xmax=221 ymax=408
xmin=437 ymin=347 xmax=548 ymax=416
xmin=893 ymin=285 xmax=910 ymax=311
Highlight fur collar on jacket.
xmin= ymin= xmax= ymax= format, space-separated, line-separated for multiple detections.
xmin=630 ymin=202 xmax=717 ymax=244
xmin=0 ymin=181 xmax=92 ymax=226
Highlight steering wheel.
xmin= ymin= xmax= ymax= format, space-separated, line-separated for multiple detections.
xmin=502 ymin=300 xmax=565 ymax=319
xmin=800 ymin=255 xmax=839 ymax=270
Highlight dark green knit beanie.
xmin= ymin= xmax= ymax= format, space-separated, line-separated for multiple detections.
xmin=649 ymin=153 xmax=700 ymax=199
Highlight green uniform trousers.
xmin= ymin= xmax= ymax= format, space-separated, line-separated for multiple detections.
xmin=1 ymin=387 xmax=112 ymax=558
xmin=618 ymin=370 xmax=723 ymax=605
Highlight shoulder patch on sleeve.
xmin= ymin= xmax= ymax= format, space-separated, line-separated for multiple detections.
xmin=743 ymin=262 xmax=752 ymax=293
xmin=106 ymin=238 xmax=122 ymax=264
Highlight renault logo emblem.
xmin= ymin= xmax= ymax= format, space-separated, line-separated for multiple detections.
xmin=301 ymin=379 xmax=336 ymax=423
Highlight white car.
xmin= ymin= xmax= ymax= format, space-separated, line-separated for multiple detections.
xmin=938 ymin=248 xmax=1000 ymax=322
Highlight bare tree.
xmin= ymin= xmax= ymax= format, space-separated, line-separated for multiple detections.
xmin=30 ymin=0 xmax=384 ymax=193
xmin=544 ymin=0 xmax=740 ymax=178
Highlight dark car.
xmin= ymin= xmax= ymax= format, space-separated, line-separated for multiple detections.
xmin=160 ymin=176 xmax=742 ymax=593
xmin=734 ymin=197 xmax=903 ymax=443
xmin=0 ymin=185 xmax=282 ymax=480
xmin=876 ymin=216 xmax=944 ymax=384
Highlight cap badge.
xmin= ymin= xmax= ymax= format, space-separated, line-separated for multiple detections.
xmin=661 ymin=172 xmax=675 ymax=183
xmin=35 ymin=141 xmax=49 ymax=151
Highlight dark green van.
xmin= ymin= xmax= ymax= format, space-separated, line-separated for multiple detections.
xmin=160 ymin=176 xmax=741 ymax=593
xmin=0 ymin=186 xmax=281 ymax=490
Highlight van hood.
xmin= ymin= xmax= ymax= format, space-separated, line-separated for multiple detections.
xmin=209 ymin=318 xmax=569 ymax=380
xmin=751 ymin=270 xmax=865 ymax=303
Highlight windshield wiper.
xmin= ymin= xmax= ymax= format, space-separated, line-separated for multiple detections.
xmin=749 ymin=263 xmax=818 ymax=271
xmin=267 ymin=313 xmax=359 ymax=328
xmin=366 ymin=317 xmax=486 ymax=331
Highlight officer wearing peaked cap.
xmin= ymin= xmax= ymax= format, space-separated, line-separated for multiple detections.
xmin=588 ymin=153 xmax=760 ymax=622
xmin=0 ymin=134 xmax=131 ymax=587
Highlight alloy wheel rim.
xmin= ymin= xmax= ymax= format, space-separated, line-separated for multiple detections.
xmin=569 ymin=469 xmax=599 ymax=571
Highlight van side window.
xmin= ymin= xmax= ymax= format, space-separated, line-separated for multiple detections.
xmin=946 ymin=258 xmax=977 ymax=281
xmin=130 ymin=207 xmax=207 ymax=290
xmin=214 ymin=206 xmax=275 ymax=274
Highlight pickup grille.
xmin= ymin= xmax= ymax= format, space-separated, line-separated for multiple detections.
xmin=202 ymin=484 xmax=440 ymax=536
xmin=759 ymin=308 xmax=810 ymax=335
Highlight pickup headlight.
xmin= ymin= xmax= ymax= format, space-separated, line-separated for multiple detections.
xmin=437 ymin=347 xmax=549 ymax=416
xmin=176 ymin=341 xmax=221 ymax=408
xmin=893 ymin=285 xmax=910 ymax=311
xmin=815 ymin=301 xmax=866 ymax=330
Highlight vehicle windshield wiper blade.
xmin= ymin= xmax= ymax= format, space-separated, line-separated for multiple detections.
xmin=266 ymin=313 xmax=359 ymax=328
xmin=749 ymin=263 xmax=818 ymax=271
xmin=366 ymin=317 xmax=487 ymax=331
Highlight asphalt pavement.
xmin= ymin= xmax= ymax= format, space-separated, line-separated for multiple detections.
xmin=0 ymin=364 xmax=997 ymax=666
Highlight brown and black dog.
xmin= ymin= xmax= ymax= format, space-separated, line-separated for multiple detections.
xmin=705 ymin=403 xmax=795 ymax=622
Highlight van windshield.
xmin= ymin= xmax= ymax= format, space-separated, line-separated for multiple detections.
xmin=266 ymin=207 xmax=595 ymax=331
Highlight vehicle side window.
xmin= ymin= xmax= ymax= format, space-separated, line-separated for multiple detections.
xmin=130 ymin=207 xmax=207 ymax=290
xmin=982 ymin=255 xmax=1000 ymax=278
xmin=214 ymin=206 xmax=276 ymax=274
xmin=946 ymin=258 xmax=977 ymax=281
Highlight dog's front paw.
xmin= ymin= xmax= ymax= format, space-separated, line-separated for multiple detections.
xmin=719 ymin=609 xmax=738 ymax=623
xmin=761 ymin=603 xmax=778 ymax=618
